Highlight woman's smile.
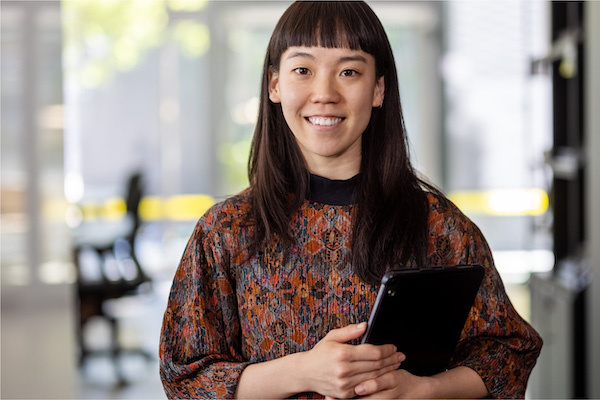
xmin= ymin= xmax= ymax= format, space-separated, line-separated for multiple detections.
xmin=305 ymin=116 xmax=345 ymax=127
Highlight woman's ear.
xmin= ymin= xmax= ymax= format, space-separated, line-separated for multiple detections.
xmin=372 ymin=76 xmax=385 ymax=108
xmin=268 ymin=67 xmax=281 ymax=103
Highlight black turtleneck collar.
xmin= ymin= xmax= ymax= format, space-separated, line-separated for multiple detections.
xmin=307 ymin=174 xmax=358 ymax=206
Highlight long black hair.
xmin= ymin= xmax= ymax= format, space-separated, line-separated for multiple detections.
xmin=249 ymin=1 xmax=442 ymax=284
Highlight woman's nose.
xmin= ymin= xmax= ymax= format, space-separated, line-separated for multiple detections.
xmin=310 ymin=76 xmax=340 ymax=104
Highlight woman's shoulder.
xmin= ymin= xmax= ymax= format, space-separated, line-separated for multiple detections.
xmin=423 ymin=191 xmax=491 ymax=265
xmin=200 ymin=188 xmax=254 ymax=232
xmin=425 ymin=191 xmax=458 ymax=215
xmin=424 ymin=191 xmax=480 ymax=235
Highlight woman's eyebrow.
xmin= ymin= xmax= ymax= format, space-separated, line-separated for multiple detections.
xmin=338 ymin=55 xmax=367 ymax=63
xmin=285 ymin=51 xmax=314 ymax=60
xmin=284 ymin=52 xmax=367 ymax=64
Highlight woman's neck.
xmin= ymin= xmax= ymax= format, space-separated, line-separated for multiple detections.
xmin=307 ymin=174 xmax=359 ymax=206
xmin=304 ymin=157 xmax=360 ymax=180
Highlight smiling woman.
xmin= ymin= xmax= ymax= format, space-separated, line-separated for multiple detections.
xmin=159 ymin=2 xmax=542 ymax=399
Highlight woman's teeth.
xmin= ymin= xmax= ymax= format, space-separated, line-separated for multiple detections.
xmin=307 ymin=117 xmax=343 ymax=126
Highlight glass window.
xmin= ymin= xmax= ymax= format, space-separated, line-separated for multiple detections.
xmin=443 ymin=1 xmax=553 ymax=319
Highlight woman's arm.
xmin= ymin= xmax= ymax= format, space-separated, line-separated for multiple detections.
xmin=160 ymin=219 xmax=250 ymax=399
xmin=235 ymin=350 xmax=306 ymax=399
xmin=426 ymin=367 xmax=489 ymax=398
xmin=235 ymin=323 xmax=405 ymax=399
xmin=424 ymin=195 xmax=543 ymax=398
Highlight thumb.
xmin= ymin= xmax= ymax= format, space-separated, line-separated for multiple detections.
xmin=325 ymin=322 xmax=367 ymax=343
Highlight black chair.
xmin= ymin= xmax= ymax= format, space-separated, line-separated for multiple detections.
xmin=73 ymin=172 xmax=152 ymax=383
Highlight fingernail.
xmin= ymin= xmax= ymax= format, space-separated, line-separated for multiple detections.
xmin=357 ymin=322 xmax=367 ymax=330
xmin=355 ymin=384 xmax=366 ymax=395
xmin=397 ymin=353 xmax=406 ymax=362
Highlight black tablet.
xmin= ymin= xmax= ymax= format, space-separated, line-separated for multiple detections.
xmin=360 ymin=264 xmax=485 ymax=376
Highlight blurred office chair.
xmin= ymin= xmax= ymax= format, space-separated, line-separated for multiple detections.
xmin=73 ymin=172 xmax=153 ymax=384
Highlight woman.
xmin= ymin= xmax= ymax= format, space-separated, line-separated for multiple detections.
xmin=159 ymin=2 xmax=542 ymax=399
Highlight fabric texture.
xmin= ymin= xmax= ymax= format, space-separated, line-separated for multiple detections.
xmin=159 ymin=186 xmax=542 ymax=399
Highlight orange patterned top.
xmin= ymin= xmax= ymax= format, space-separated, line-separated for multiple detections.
xmin=159 ymin=187 xmax=542 ymax=399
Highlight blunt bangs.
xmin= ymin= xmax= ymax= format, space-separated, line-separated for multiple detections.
xmin=268 ymin=1 xmax=388 ymax=75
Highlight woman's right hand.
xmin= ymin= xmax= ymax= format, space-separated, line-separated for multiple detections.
xmin=300 ymin=322 xmax=406 ymax=399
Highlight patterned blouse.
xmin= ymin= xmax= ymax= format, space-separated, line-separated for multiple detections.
xmin=159 ymin=178 xmax=542 ymax=399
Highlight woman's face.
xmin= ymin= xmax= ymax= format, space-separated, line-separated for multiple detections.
xmin=268 ymin=46 xmax=384 ymax=180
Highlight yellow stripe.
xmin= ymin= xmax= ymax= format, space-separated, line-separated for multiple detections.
xmin=40 ymin=194 xmax=215 ymax=223
xmin=138 ymin=196 xmax=164 ymax=221
xmin=43 ymin=189 xmax=547 ymax=222
xmin=164 ymin=194 xmax=216 ymax=221
xmin=448 ymin=188 xmax=548 ymax=216
xmin=138 ymin=194 xmax=216 ymax=221
xmin=103 ymin=197 xmax=127 ymax=220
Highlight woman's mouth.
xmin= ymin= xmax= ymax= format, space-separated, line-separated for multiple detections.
xmin=306 ymin=116 xmax=344 ymax=126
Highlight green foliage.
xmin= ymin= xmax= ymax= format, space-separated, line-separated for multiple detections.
xmin=62 ymin=0 xmax=209 ymax=88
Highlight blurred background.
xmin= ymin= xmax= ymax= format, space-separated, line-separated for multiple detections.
xmin=1 ymin=0 xmax=599 ymax=398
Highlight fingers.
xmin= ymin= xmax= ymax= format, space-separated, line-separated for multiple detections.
xmin=324 ymin=344 xmax=404 ymax=379
xmin=312 ymin=324 xmax=407 ymax=399
xmin=324 ymin=322 xmax=368 ymax=343
xmin=323 ymin=354 xmax=403 ymax=398
xmin=350 ymin=353 xmax=405 ymax=374
xmin=348 ymin=361 xmax=403 ymax=389
xmin=322 ymin=324 xmax=402 ymax=363
xmin=349 ymin=343 xmax=403 ymax=362
xmin=338 ymin=350 xmax=404 ymax=380
xmin=354 ymin=369 xmax=415 ymax=398
xmin=354 ymin=371 xmax=397 ymax=398
xmin=322 ymin=325 xmax=405 ymax=381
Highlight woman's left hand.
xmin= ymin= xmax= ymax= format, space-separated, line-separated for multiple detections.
xmin=343 ymin=366 xmax=489 ymax=399
xmin=352 ymin=369 xmax=430 ymax=399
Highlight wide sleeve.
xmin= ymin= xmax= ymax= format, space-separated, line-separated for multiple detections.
xmin=451 ymin=236 xmax=542 ymax=399
xmin=159 ymin=219 xmax=250 ymax=399
xmin=428 ymin=197 xmax=543 ymax=399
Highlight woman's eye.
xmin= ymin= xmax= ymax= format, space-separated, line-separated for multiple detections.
xmin=341 ymin=69 xmax=358 ymax=77
xmin=293 ymin=67 xmax=310 ymax=75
